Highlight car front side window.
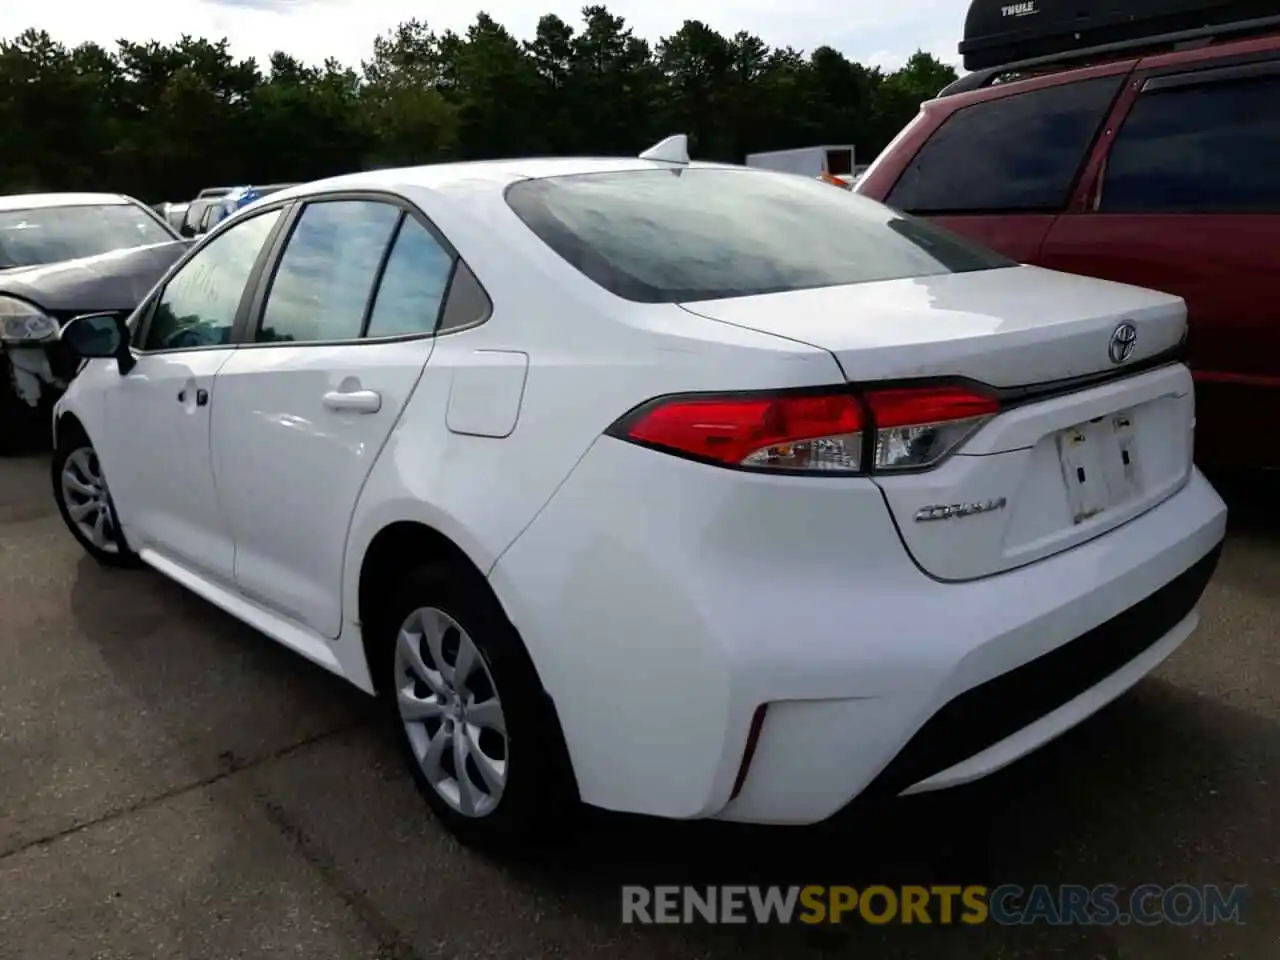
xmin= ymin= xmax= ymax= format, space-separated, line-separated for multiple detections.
xmin=141 ymin=208 xmax=282 ymax=353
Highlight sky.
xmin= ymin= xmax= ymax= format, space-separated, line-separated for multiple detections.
xmin=0 ymin=0 xmax=969 ymax=73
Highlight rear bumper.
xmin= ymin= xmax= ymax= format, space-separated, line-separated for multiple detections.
xmin=490 ymin=437 xmax=1227 ymax=824
xmin=846 ymin=541 xmax=1218 ymax=803
xmin=719 ymin=474 xmax=1223 ymax=824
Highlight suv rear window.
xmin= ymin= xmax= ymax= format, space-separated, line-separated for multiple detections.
xmin=505 ymin=168 xmax=1013 ymax=304
xmin=886 ymin=75 xmax=1124 ymax=215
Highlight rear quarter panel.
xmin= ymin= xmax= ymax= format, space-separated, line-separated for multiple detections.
xmin=340 ymin=181 xmax=845 ymax=639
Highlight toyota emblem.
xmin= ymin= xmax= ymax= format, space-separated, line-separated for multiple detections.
xmin=1108 ymin=323 xmax=1137 ymax=364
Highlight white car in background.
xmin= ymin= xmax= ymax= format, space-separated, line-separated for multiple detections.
xmin=51 ymin=137 xmax=1226 ymax=852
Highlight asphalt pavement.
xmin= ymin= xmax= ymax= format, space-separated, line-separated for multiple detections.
xmin=1 ymin=453 xmax=1276 ymax=959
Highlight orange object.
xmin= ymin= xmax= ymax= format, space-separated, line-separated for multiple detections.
xmin=817 ymin=172 xmax=853 ymax=190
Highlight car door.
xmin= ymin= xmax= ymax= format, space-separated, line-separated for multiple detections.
xmin=1039 ymin=56 xmax=1280 ymax=468
xmin=879 ymin=71 xmax=1129 ymax=263
xmin=210 ymin=195 xmax=457 ymax=637
xmin=102 ymin=206 xmax=286 ymax=583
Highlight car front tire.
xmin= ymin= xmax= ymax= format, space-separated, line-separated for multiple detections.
xmin=377 ymin=562 xmax=578 ymax=853
xmin=51 ymin=430 xmax=141 ymax=567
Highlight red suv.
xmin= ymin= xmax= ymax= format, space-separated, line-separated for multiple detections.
xmin=857 ymin=1 xmax=1280 ymax=470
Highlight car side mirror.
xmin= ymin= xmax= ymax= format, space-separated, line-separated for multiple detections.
xmin=61 ymin=312 xmax=136 ymax=375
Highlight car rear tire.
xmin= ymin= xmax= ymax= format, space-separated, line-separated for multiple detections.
xmin=51 ymin=430 xmax=141 ymax=567
xmin=377 ymin=562 xmax=578 ymax=853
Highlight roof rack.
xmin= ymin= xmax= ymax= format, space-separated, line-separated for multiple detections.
xmin=945 ymin=1 xmax=1280 ymax=97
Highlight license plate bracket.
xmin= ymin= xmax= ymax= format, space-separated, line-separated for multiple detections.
xmin=1057 ymin=410 xmax=1143 ymax=525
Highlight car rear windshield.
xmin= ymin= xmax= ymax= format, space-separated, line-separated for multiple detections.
xmin=505 ymin=168 xmax=1014 ymax=303
xmin=0 ymin=203 xmax=174 ymax=268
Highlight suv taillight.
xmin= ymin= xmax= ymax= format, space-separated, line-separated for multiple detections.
xmin=606 ymin=384 xmax=999 ymax=475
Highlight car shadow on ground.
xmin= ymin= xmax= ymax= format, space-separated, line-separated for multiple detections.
xmin=66 ymin=548 xmax=1278 ymax=956
xmin=66 ymin=556 xmax=378 ymax=778
xmin=497 ymin=679 xmax=1277 ymax=952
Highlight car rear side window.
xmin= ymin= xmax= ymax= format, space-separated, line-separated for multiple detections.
xmin=505 ymin=168 xmax=1013 ymax=304
xmin=364 ymin=217 xmax=456 ymax=338
xmin=1100 ymin=71 xmax=1280 ymax=213
xmin=885 ymin=75 xmax=1124 ymax=215
xmin=257 ymin=200 xmax=401 ymax=344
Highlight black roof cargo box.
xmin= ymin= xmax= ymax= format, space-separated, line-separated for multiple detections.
xmin=959 ymin=0 xmax=1280 ymax=72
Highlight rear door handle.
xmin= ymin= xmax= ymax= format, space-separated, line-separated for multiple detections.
xmin=322 ymin=389 xmax=382 ymax=414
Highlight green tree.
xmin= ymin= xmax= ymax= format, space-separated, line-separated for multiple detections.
xmin=360 ymin=21 xmax=458 ymax=167
xmin=566 ymin=7 xmax=664 ymax=154
xmin=523 ymin=14 xmax=577 ymax=151
xmin=0 ymin=31 xmax=120 ymax=191
xmin=657 ymin=20 xmax=734 ymax=160
xmin=0 ymin=7 xmax=957 ymax=199
xmin=871 ymin=50 xmax=958 ymax=152
xmin=447 ymin=14 xmax=549 ymax=159
xmin=250 ymin=55 xmax=370 ymax=181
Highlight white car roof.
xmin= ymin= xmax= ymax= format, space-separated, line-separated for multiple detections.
xmin=267 ymin=157 xmax=741 ymax=205
xmin=0 ymin=192 xmax=131 ymax=212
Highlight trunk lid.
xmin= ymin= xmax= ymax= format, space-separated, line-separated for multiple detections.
xmin=677 ymin=264 xmax=1186 ymax=388
xmin=870 ymin=363 xmax=1194 ymax=580
xmin=679 ymin=265 xmax=1194 ymax=581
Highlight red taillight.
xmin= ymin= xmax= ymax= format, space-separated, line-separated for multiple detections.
xmin=609 ymin=382 xmax=999 ymax=475
xmin=864 ymin=386 xmax=1000 ymax=428
xmin=864 ymin=385 xmax=1000 ymax=473
xmin=618 ymin=392 xmax=865 ymax=472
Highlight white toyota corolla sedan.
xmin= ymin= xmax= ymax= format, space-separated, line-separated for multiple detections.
xmin=51 ymin=137 xmax=1227 ymax=851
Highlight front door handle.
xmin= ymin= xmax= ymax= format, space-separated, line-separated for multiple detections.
xmin=177 ymin=388 xmax=209 ymax=406
xmin=322 ymin=388 xmax=382 ymax=414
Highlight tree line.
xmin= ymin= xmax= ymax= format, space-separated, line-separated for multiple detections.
xmin=0 ymin=6 xmax=958 ymax=203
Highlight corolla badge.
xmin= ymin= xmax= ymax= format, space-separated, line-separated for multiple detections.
xmin=1109 ymin=322 xmax=1137 ymax=364
xmin=914 ymin=498 xmax=1007 ymax=523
